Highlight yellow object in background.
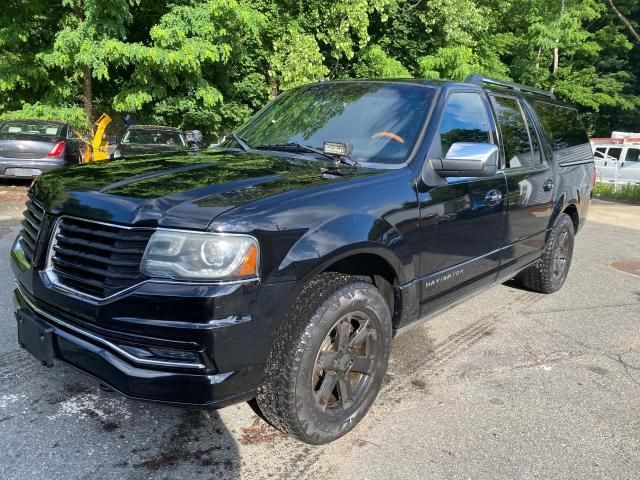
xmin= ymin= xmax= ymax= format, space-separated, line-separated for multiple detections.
xmin=91 ymin=113 xmax=112 ymax=161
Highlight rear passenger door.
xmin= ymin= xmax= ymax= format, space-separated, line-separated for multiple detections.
xmin=620 ymin=147 xmax=640 ymax=183
xmin=490 ymin=95 xmax=554 ymax=273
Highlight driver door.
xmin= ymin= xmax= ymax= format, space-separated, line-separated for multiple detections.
xmin=417 ymin=91 xmax=508 ymax=315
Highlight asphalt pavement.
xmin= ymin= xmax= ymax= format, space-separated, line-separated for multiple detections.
xmin=0 ymin=200 xmax=638 ymax=480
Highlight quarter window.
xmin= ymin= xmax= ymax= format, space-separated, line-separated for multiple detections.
xmin=438 ymin=92 xmax=491 ymax=157
xmin=625 ymin=148 xmax=639 ymax=162
xmin=491 ymin=96 xmax=541 ymax=168
xmin=530 ymin=101 xmax=589 ymax=150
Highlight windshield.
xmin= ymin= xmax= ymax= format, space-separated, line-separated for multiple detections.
xmin=0 ymin=122 xmax=63 ymax=137
xmin=123 ymin=129 xmax=186 ymax=146
xmin=231 ymin=82 xmax=435 ymax=165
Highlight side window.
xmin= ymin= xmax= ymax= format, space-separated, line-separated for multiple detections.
xmin=491 ymin=96 xmax=540 ymax=168
xmin=607 ymin=148 xmax=623 ymax=161
xmin=594 ymin=147 xmax=607 ymax=159
xmin=625 ymin=148 xmax=640 ymax=162
xmin=438 ymin=92 xmax=490 ymax=157
xmin=530 ymin=101 xmax=589 ymax=150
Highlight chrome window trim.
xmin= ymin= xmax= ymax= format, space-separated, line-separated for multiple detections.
xmin=15 ymin=282 xmax=206 ymax=370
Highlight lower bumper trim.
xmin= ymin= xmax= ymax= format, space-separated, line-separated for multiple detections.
xmin=13 ymin=286 xmax=264 ymax=407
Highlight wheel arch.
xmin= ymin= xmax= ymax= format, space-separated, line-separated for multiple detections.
xmin=292 ymin=245 xmax=408 ymax=329
xmin=562 ymin=203 xmax=580 ymax=233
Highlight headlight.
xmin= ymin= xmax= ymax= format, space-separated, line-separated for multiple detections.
xmin=140 ymin=230 xmax=259 ymax=281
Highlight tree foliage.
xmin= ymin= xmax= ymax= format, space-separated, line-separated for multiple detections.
xmin=1 ymin=0 xmax=639 ymax=138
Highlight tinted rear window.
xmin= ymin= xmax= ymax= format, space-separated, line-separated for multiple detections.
xmin=530 ymin=101 xmax=589 ymax=150
xmin=0 ymin=122 xmax=63 ymax=137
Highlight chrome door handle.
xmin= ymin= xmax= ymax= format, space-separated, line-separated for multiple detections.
xmin=485 ymin=189 xmax=502 ymax=206
xmin=543 ymin=179 xmax=554 ymax=191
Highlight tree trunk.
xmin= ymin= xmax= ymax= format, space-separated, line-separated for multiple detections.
xmin=263 ymin=64 xmax=279 ymax=99
xmin=83 ymin=66 xmax=93 ymax=132
xmin=607 ymin=0 xmax=640 ymax=44
xmin=552 ymin=46 xmax=559 ymax=74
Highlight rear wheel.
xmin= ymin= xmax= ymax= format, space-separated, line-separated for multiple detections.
xmin=516 ymin=213 xmax=575 ymax=293
xmin=257 ymin=273 xmax=392 ymax=444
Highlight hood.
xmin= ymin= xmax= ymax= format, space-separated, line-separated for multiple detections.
xmin=31 ymin=149 xmax=382 ymax=229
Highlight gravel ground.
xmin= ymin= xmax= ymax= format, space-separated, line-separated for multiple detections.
xmin=0 ymin=200 xmax=638 ymax=480
xmin=0 ymin=180 xmax=29 ymax=224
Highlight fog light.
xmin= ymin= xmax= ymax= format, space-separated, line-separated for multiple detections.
xmin=148 ymin=347 xmax=199 ymax=362
xmin=118 ymin=344 xmax=200 ymax=363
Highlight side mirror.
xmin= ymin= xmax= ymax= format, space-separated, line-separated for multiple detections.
xmin=432 ymin=143 xmax=499 ymax=177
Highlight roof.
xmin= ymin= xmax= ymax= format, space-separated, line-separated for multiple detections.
xmin=306 ymin=77 xmax=573 ymax=106
xmin=591 ymin=137 xmax=640 ymax=146
xmin=0 ymin=119 xmax=66 ymax=125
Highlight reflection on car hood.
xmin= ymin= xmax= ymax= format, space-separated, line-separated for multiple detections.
xmin=31 ymin=149 xmax=382 ymax=229
xmin=116 ymin=143 xmax=187 ymax=155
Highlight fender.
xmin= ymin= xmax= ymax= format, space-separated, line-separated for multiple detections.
xmin=276 ymin=213 xmax=409 ymax=285
xmin=548 ymin=192 xmax=568 ymax=229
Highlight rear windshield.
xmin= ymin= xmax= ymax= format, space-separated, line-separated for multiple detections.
xmin=123 ymin=129 xmax=186 ymax=146
xmin=0 ymin=122 xmax=63 ymax=137
xmin=530 ymin=101 xmax=589 ymax=150
xmin=232 ymin=82 xmax=436 ymax=165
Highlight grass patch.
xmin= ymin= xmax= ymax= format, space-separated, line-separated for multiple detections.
xmin=593 ymin=182 xmax=640 ymax=203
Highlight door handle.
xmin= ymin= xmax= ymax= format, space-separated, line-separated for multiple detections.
xmin=485 ymin=189 xmax=502 ymax=206
xmin=543 ymin=179 xmax=554 ymax=191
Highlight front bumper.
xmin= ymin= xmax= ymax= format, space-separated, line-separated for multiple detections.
xmin=13 ymin=285 xmax=267 ymax=407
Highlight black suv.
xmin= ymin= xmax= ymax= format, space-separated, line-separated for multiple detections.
xmin=11 ymin=76 xmax=595 ymax=444
xmin=112 ymin=125 xmax=188 ymax=158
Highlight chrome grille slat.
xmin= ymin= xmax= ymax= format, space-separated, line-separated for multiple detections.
xmin=52 ymin=245 xmax=141 ymax=267
xmin=49 ymin=217 xmax=154 ymax=299
xmin=19 ymin=199 xmax=45 ymax=264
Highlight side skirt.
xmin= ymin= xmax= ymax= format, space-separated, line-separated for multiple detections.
xmin=393 ymin=258 xmax=539 ymax=338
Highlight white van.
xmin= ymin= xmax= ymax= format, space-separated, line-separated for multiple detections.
xmin=591 ymin=138 xmax=640 ymax=184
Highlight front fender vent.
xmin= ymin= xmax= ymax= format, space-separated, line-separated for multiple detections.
xmin=19 ymin=199 xmax=45 ymax=264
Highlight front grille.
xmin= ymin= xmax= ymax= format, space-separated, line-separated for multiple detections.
xmin=20 ymin=199 xmax=45 ymax=263
xmin=49 ymin=217 xmax=154 ymax=298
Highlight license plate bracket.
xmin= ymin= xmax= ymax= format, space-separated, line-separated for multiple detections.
xmin=17 ymin=309 xmax=55 ymax=367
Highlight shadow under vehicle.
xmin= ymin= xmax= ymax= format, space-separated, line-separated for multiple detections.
xmin=10 ymin=76 xmax=594 ymax=445
xmin=0 ymin=119 xmax=92 ymax=179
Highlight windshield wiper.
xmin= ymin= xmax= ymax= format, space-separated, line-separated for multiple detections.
xmin=255 ymin=143 xmax=357 ymax=168
xmin=230 ymin=132 xmax=251 ymax=152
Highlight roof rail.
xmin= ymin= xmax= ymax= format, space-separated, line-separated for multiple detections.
xmin=464 ymin=74 xmax=556 ymax=99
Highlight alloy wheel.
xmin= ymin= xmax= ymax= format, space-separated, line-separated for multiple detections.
xmin=312 ymin=312 xmax=379 ymax=413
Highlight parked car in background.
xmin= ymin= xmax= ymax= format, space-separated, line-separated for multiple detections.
xmin=112 ymin=125 xmax=188 ymax=158
xmin=11 ymin=76 xmax=594 ymax=445
xmin=0 ymin=119 xmax=91 ymax=179
xmin=591 ymin=136 xmax=640 ymax=184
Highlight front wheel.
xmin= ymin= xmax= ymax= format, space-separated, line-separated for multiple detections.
xmin=516 ymin=213 xmax=575 ymax=293
xmin=257 ymin=273 xmax=392 ymax=444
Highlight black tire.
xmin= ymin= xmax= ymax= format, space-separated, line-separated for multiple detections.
xmin=257 ymin=272 xmax=392 ymax=444
xmin=516 ymin=213 xmax=575 ymax=294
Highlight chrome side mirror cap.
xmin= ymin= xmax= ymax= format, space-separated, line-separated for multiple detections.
xmin=432 ymin=143 xmax=499 ymax=177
